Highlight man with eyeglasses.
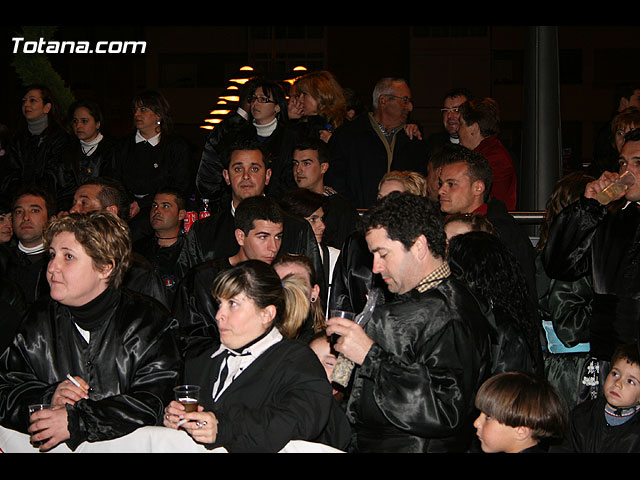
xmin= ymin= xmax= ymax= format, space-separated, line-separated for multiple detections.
xmin=425 ymin=88 xmax=472 ymax=157
xmin=326 ymin=77 xmax=428 ymax=209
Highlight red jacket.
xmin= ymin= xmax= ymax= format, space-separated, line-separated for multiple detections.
xmin=475 ymin=135 xmax=517 ymax=210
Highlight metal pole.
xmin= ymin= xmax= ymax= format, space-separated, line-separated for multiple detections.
xmin=520 ymin=26 xmax=563 ymax=212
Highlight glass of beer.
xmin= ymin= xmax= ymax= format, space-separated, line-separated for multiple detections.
xmin=173 ymin=385 xmax=200 ymax=412
xmin=596 ymin=170 xmax=636 ymax=205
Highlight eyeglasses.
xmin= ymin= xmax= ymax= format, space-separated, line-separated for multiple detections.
xmin=440 ymin=107 xmax=461 ymax=113
xmin=386 ymin=94 xmax=413 ymax=104
xmin=249 ymin=95 xmax=274 ymax=104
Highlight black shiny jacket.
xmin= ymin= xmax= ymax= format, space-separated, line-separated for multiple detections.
xmin=346 ymin=275 xmax=493 ymax=453
xmin=54 ymin=136 xmax=118 ymax=212
xmin=0 ymin=288 xmax=182 ymax=450
xmin=1 ymin=127 xmax=71 ymax=199
xmin=543 ymin=196 xmax=640 ymax=360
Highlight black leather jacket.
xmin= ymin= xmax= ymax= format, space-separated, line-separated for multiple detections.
xmin=555 ymin=397 xmax=640 ymax=453
xmin=346 ymin=275 xmax=492 ymax=453
xmin=1 ymin=127 xmax=71 ymax=200
xmin=329 ymin=230 xmax=393 ymax=315
xmin=55 ymin=136 xmax=118 ymax=212
xmin=0 ymin=287 xmax=182 ymax=450
xmin=543 ymin=196 xmax=640 ymax=360
xmin=180 ymin=204 xmax=327 ymax=306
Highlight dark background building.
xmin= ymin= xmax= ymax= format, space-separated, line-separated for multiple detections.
xmin=2 ymin=25 xmax=638 ymax=208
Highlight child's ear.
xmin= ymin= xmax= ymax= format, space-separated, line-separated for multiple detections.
xmin=514 ymin=425 xmax=532 ymax=441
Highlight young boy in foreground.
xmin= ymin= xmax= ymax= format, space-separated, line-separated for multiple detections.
xmin=556 ymin=343 xmax=640 ymax=452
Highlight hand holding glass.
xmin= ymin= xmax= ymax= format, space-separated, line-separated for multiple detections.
xmin=28 ymin=404 xmax=51 ymax=448
xmin=329 ymin=310 xmax=355 ymax=350
xmin=173 ymin=385 xmax=200 ymax=413
xmin=596 ymin=170 xmax=636 ymax=205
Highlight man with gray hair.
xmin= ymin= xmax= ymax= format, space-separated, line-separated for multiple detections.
xmin=327 ymin=77 xmax=428 ymax=209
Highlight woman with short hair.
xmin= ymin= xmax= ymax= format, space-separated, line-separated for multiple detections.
xmin=0 ymin=211 xmax=182 ymax=451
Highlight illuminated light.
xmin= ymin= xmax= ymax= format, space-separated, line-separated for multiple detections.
xmin=293 ymin=66 xmax=307 ymax=71
xmin=202 ymin=65 xmax=255 ymax=130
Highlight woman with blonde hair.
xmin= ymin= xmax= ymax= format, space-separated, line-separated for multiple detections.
xmin=293 ymin=70 xmax=347 ymax=142
xmin=274 ymin=253 xmax=325 ymax=340
xmin=163 ymin=259 xmax=351 ymax=452
xmin=377 ymin=170 xmax=429 ymax=198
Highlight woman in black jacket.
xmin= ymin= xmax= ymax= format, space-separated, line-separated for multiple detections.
xmin=448 ymin=230 xmax=543 ymax=376
xmin=0 ymin=211 xmax=182 ymax=451
xmin=2 ymin=84 xmax=70 ymax=200
xmin=162 ymin=260 xmax=351 ymax=452
xmin=111 ymin=90 xmax=194 ymax=242
xmin=56 ymin=99 xmax=117 ymax=212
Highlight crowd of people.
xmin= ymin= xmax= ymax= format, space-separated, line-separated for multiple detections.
xmin=0 ymin=74 xmax=640 ymax=453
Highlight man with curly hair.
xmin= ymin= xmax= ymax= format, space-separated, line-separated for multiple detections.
xmin=326 ymin=191 xmax=493 ymax=452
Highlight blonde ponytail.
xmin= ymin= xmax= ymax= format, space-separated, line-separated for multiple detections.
xmin=278 ymin=273 xmax=311 ymax=339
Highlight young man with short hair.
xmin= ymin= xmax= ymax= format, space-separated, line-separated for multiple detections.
xmin=172 ymin=195 xmax=284 ymax=351
xmin=133 ymin=188 xmax=188 ymax=304
xmin=293 ymin=137 xmax=359 ymax=248
xmin=4 ymin=186 xmax=56 ymax=305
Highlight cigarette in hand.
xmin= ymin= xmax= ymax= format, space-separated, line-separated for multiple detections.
xmin=66 ymin=374 xmax=89 ymax=393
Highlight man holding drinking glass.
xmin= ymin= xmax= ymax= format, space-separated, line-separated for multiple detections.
xmin=543 ymin=128 xmax=640 ymax=393
xmin=326 ymin=192 xmax=493 ymax=452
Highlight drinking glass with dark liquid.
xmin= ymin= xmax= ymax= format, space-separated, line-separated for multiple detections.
xmin=28 ymin=403 xmax=51 ymax=448
xmin=173 ymin=385 xmax=200 ymax=413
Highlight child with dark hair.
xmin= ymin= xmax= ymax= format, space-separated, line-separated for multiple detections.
xmin=556 ymin=343 xmax=640 ymax=452
xmin=473 ymin=371 xmax=568 ymax=453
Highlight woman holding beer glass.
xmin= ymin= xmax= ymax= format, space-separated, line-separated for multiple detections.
xmin=163 ymin=260 xmax=350 ymax=452
xmin=0 ymin=211 xmax=181 ymax=451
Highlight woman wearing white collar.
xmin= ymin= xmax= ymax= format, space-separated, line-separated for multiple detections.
xmin=245 ymin=79 xmax=299 ymax=198
xmin=110 ymin=90 xmax=194 ymax=243
xmin=56 ymin=100 xmax=118 ymax=212
xmin=163 ymin=260 xmax=351 ymax=452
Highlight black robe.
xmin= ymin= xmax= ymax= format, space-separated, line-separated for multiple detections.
xmin=180 ymin=201 xmax=327 ymax=306
xmin=133 ymin=234 xmax=189 ymax=307
xmin=554 ymin=397 xmax=640 ymax=453
xmin=0 ymin=288 xmax=182 ymax=450
xmin=2 ymin=245 xmax=49 ymax=306
xmin=322 ymin=191 xmax=360 ymax=250
xmin=111 ymin=132 xmax=194 ymax=242
xmin=484 ymin=197 xmax=538 ymax=309
xmin=346 ymin=275 xmax=492 ymax=452
xmin=543 ymin=197 xmax=640 ymax=361
xmin=1 ymin=126 xmax=70 ymax=201
xmin=171 ymin=256 xmax=232 ymax=352
xmin=328 ymin=230 xmax=393 ymax=315
xmin=184 ymin=332 xmax=352 ymax=452
xmin=327 ymin=112 xmax=428 ymax=209
xmin=54 ymin=135 xmax=118 ymax=212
